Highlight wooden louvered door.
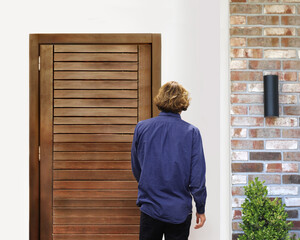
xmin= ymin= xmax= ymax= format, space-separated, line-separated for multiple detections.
xmin=39 ymin=43 xmax=152 ymax=240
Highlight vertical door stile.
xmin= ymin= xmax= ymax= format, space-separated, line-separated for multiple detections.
xmin=39 ymin=44 xmax=54 ymax=240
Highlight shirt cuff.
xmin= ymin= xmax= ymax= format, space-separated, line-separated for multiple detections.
xmin=196 ymin=204 xmax=205 ymax=214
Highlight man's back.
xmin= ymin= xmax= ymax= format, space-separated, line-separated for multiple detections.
xmin=131 ymin=110 xmax=207 ymax=224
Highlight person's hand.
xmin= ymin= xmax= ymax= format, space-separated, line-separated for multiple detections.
xmin=194 ymin=212 xmax=206 ymax=229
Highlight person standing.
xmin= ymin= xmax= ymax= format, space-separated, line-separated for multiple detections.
xmin=131 ymin=81 xmax=207 ymax=240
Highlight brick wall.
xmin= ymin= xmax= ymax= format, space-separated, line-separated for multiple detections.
xmin=230 ymin=0 xmax=300 ymax=239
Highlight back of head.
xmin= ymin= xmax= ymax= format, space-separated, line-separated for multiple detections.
xmin=153 ymin=81 xmax=191 ymax=114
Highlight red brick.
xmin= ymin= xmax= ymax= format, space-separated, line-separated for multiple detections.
xmin=232 ymin=162 xmax=264 ymax=172
xmin=231 ymin=83 xmax=247 ymax=92
xmin=283 ymin=175 xmax=300 ymax=184
xmin=230 ymin=37 xmax=246 ymax=47
xmin=247 ymin=16 xmax=279 ymax=25
xmin=248 ymin=37 xmax=279 ymax=47
xmin=249 ymin=0 xmax=279 ymax=2
xmin=282 ymin=129 xmax=300 ymax=138
xmin=266 ymin=117 xmax=298 ymax=127
xmin=250 ymin=152 xmax=281 ymax=160
xmin=282 ymin=16 xmax=300 ymax=25
xmin=230 ymin=4 xmax=262 ymax=14
xmin=249 ymin=128 xmax=280 ymax=138
xmin=231 ymin=105 xmax=248 ymax=115
xmin=233 ymin=210 xmax=242 ymax=220
xmin=249 ymin=60 xmax=281 ymax=69
xmin=231 ymin=71 xmax=263 ymax=81
xmin=230 ymin=16 xmax=246 ymax=25
xmin=231 ymin=48 xmax=263 ymax=58
xmin=231 ymin=116 xmax=264 ymax=126
xmin=232 ymin=186 xmax=245 ymax=195
xmin=284 ymin=152 xmax=300 ymax=161
xmin=249 ymin=105 xmax=264 ymax=115
xmin=282 ymin=38 xmax=300 ymax=47
xmin=232 ymin=128 xmax=247 ymax=138
xmin=284 ymin=106 xmax=300 ymax=115
xmin=266 ymin=163 xmax=282 ymax=172
xmin=249 ymin=174 xmax=281 ymax=184
xmin=231 ymin=94 xmax=263 ymax=104
xmin=264 ymin=71 xmax=298 ymax=81
xmin=283 ymin=61 xmax=300 ymax=70
xmin=231 ymin=27 xmax=262 ymax=36
xmin=231 ymin=140 xmax=264 ymax=149
xmin=232 ymin=221 xmax=243 ymax=231
xmin=264 ymin=5 xmax=296 ymax=14
xmin=290 ymin=221 xmax=300 ymax=230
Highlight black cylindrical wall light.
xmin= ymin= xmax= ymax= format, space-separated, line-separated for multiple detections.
xmin=264 ymin=74 xmax=279 ymax=117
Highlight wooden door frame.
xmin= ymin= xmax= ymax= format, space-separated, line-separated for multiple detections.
xmin=29 ymin=33 xmax=161 ymax=240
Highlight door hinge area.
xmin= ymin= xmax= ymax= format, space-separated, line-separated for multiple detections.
xmin=38 ymin=146 xmax=40 ymax=161
xmin=38 ymin=56 xmax=40 ymax=71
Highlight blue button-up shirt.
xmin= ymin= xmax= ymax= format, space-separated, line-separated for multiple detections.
xmin=131 ymin=110 xmax=207 ymax=224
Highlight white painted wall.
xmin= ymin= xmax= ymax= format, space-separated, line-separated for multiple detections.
xmin=0 ymin=0 xmax=226 ymax=239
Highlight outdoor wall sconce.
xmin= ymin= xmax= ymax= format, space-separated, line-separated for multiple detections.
xmin=263 ymin=74 xmax=279 ymax=117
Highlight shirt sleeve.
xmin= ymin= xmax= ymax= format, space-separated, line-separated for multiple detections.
xmin=189 ymin=128 xmax=207 ymax=214
xmin=131 ymin=123 xmax=141 ymax=183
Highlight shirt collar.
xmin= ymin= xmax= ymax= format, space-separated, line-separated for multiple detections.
xmin=158 ymin=111 xmax=181 ymax=119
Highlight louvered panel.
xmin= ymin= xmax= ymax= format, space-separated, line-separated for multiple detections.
xmin=53 ymin=225 xmax=139 ymax=234
xmin=53 ymin=152 xmax=131 ymax=161
xmin=53 ymin=216 xmax=140 ymax=225
xmin=53 ymin=181 xmax=138 ymax=189
xmin=54 ymin=108 xmax=137 ymax=117
xmin=54 ymin=90 xmax=137 ymax=98
xmin=54 ymin=62 xmax=138 ymax=70
xmin=53 ymin=200 xmax=137 ymax=207
xmin=54 ymin=53 xmax=137 ymax=62
xmin=53 ymin=234 xmax=139 ymax=240
xmin=54 ymin=80 xmax=138 ymax=89
xmin=53 ymin=161 xmax=132 ymax=170
xmin=39 ymin=43 xmax=152 ymax=239
xmin=53 ymin=125 xmax=135 ymax=133
xmin=54 ymin=44 xmax=138 ymax=52
xmin=54 ymin=117 xmax=137 ymax=124
xmin=54 ymin=71 xmax=137 ymax=79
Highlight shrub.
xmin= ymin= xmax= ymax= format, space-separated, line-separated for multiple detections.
xmin=237 ymin=177 xmax=298 ymax=240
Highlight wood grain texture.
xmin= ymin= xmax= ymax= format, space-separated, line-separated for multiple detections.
xmin=53 ymin=152 xmax=131 ymax=161
xmin=53 ymin=200 xmax=137 ymax=207
xmin=38 ymin=33 xmax=152 ymax=43
xmin=54 ymin=90 xmax=137 ymax=98
xmin=138 ymin=44 xmax=152 ymax=120
xmin=54 ymin=108 xmax=137 ymax=117
xmin=53 ymin=234 xmax=139 ymax=240
xmin=54 ymin=80 xmax=137 ymax=90
xmin=54 ymin=53 xmax=137 ymax=62
xmin=54 ymin=44 xmax=138 ymax=53
xmin=54 ymin=117 xmax=137 ymax=125
xmin=30 ymin=34 xmax=161 ymax=239
xmin=29 ymin=33 xmax=39 ymax=240
xmin=53 ymin=125 xmax=135 ymax=133
xmin=54 ymin=62 xmax=138 ymax=70
xmin=39 ymin=44 xmax=53 ymax=240
xmin=54 ymin=71 xmax=138 ymax=80
xmin=152 ymin=34 xmax=161 ymax=117
xmin=53 ymin=181 xmax=138 ymax=189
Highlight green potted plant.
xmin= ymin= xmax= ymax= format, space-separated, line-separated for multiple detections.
xmin=237 ymin=177 xmax=299 ymax=240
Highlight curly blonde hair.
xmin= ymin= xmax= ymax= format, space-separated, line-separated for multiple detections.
xmin=153 ymin=81 xmax=191 ymax=114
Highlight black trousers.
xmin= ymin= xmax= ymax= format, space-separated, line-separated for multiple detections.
xmin=139 ymin=211 xmax=192 ymax=240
